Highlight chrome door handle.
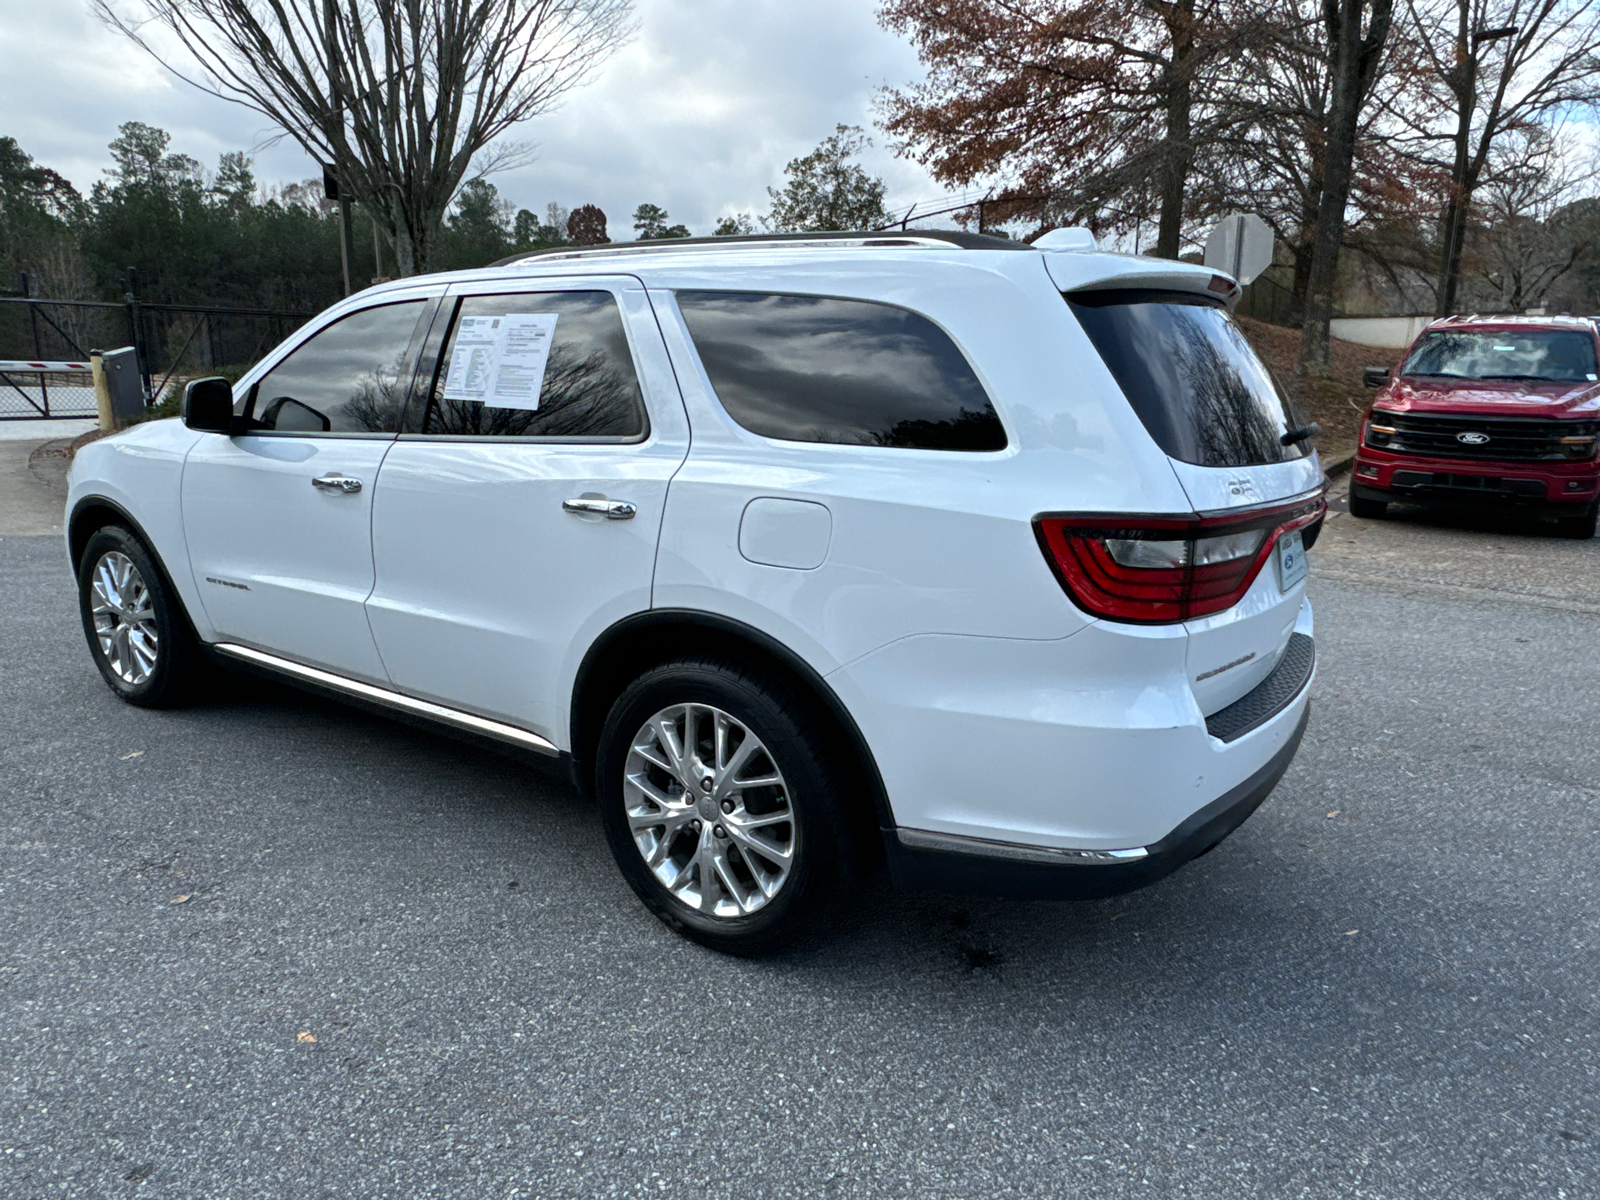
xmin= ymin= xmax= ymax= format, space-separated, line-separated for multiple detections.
xmin=312 ymin=473 xmax=362 ymax=494
xmin=563 ymin=496 xmax=636 ymax=520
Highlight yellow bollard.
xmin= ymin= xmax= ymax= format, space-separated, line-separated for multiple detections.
xmin=90 ymin=351 xmax=116 ymax=432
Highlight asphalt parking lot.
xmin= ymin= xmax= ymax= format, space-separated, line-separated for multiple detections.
xmin=3 ymin=461 xmax=1598 ymax=1198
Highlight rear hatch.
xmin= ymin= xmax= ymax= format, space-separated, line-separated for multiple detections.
xmin=1062 ymin=281 xmax=1325 ymax=715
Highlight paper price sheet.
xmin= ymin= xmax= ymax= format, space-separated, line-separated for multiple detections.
xmin=441 ymin=313 xmax=560 ymax=411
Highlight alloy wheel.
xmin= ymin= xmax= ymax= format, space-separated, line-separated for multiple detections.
xmin=90 ymin=550 xmax=159 ymax=685
xmin=623 ymin=703 xmax=797 ymax=918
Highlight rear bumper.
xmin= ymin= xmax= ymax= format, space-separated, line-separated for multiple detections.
xmin=1352 ymin=448 xmax=1599 ymax=510
xmin=883 ymin=703 xmax=1309 ymax=899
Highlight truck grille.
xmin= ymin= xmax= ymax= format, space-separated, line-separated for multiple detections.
xmin=1365 ymin=412 xmax=1598 ymax=462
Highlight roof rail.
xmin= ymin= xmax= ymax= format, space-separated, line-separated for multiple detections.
xmin=489 ymin=228 xmax=1031 ymax=268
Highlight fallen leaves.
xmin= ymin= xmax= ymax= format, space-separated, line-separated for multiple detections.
xmin=1326 ymin=810 xmax=1340 ymax=818
xmin=297 ymin=1031 xmax=317 ymax=1044
xmin=170 ymin=895 xmax=190 ymax=904
xmin=1343 ymin=929 xmax=1359 ymax=936
xmin=119 ymin=750 xmax=144 ymax=760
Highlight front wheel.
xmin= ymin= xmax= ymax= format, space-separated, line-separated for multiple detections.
xmin=596 ymin=658 xmax=857 ymax=954
xmin=77 ymin=525 xmax=206 ymax=707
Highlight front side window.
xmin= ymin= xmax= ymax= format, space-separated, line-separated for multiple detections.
xmin=1068 ymin=290 xmax=1307 ymax=468
xmin=675 ymin=291 xmax=1007 ymax=451
xmin=1401 ymin=329 xmax=1599 ymax=383
xmin=246 ymin=300 xmax=426 ymax=434
xmin=409 ymin=291 xmax=645 ymax=439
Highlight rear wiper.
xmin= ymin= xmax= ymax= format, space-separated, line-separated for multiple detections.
xmin=1280 ymin=422 xmax=1320 ymax=446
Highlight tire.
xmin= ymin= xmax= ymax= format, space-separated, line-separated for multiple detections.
xmin=1348 ymin=493 xmax=1388 ymax=520
xmin=1556 ymin=503 xmax=1598 ymax=540
xmin=596 ymin=657 xmax=860 ymax=955
xmin=77 ymin=525 xmax=207 ymax=708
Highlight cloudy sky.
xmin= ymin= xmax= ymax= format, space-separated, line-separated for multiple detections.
xmin=0 ymin=0 xmax=954 ymax=237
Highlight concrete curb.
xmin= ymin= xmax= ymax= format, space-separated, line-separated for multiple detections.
xmin=1324 ymin=451 xmax=1356 ymax=479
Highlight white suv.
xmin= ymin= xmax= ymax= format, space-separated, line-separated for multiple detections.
xmin=67 ymin=231 xmax=1324 ymax=953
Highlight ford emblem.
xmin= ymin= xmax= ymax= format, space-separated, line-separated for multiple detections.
xmin=1457 ymin=431 xmax=1490 ymax=445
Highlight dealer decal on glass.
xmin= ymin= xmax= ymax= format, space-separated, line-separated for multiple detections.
xmin=441 ymin=313 xmax=559 ymax=410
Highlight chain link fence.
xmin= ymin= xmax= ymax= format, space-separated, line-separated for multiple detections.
xmin=0 ymin=273 xmax=314 ymax=420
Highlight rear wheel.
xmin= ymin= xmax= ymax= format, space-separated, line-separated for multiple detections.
xmin=77 ymin=525 xmax=206 ymax=707
xmin=1556 ymin=503 xmax=1597 ymax=540
xmin=596 ymin=657 xmax=857 ymax=954
xmin=1348 ymin=493 xmax=1387 ymax=519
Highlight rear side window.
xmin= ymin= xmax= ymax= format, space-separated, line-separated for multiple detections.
xmin=675 ymin=291 xmax=1006 ymax=450
xmin=408 ymin=291 xmax=645 ymax=439
xmin=1067 ymin=290 xmax=1307 ymax=468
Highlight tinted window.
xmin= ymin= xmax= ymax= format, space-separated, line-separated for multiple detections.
xmin=409 ymin=291 xmax=645 ymax=438
xmin=246 ymin=301 xmax=425 ymax=434
xmin=1402 ymin=329 xmax=1599 ymax=383
xmin=1068 ymin=290 xmax=1307 ymax=468
xmin=675 ymin=291 xmax=1006 ymax=450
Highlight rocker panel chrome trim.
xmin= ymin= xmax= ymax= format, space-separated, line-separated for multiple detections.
xmin=213 ymin=643 xmax=560 ymax=756
xmin=895 ymin=826 xmax=1150 ymax=866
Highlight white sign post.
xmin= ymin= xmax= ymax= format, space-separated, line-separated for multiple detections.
xmin=1203 ymin=214 xmax=1275 ymax=285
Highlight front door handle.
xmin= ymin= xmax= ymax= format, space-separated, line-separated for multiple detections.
xmin=312 ymin=473 xmax=362 ymax=494
xmin=563 ymin=496 xmax=636 ymax=520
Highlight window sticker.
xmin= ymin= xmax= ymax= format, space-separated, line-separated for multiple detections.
xmin=441 ymin=312 xmax=559 ymax=410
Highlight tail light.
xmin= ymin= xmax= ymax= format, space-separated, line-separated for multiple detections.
xmin=1034 ymin=496 xmax=1326 ymax=624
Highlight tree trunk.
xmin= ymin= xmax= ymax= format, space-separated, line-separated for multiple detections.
xmin=1154 ymin=0 xmax=1196 ymax=260
xmin=393 ymin=225 xmax=417 ymax=277
xmin=1297 ymin=0 xmax=1392 ymax=377
xmin=1434 ymin=3 xmax=1474 ymax=316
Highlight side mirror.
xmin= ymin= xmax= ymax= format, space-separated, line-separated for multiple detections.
xmin=1363 ymin=366 xmax=1391 ymax=388
xmin=183 ymin=377 xmax=235 ymax=433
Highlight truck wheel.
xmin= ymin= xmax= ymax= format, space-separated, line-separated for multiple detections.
xmin=77 ymin=525 xmax=207 ymax=708
xmin=1556 ymin=503 xmax=1597 ymax=540
xmin=1348 ymin=494 xmax=1387 ymax=520
xmin=596 ymin=657 xmax=858 ymax=955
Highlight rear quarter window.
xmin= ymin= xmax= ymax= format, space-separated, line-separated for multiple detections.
xmin=1067 ymin=289 xmax=1307 ymax=468
xmin=674 ymin=290 xmax=1007 ymax=451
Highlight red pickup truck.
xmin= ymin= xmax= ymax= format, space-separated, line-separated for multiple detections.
xmin=1351 ymin=315 xmax=1600 ymax=538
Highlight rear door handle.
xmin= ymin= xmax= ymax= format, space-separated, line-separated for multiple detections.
xmin=563 ymin=496 xmax=636 ymax=520
xmin=312 ymin=473 xmax=362 ymax=494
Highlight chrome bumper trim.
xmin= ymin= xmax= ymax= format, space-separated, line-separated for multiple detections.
xmin=895 ymin=826 xmax=1150 ymax=866
xmin=213 ymin=643 xmax=560 ymax=757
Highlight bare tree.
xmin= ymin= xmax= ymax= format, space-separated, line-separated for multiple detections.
xmin=1471 ymin=124 xmax=1600 ymax=309
xmin=1206 ymin=0 xmax=1429 ymax=321
xmin=1295 ymin=0 xmax=1394 ymax=376
xmin=1395 ymin=0 xmax=1600 ymax=316
xmin=95 ymin=0 xmax=634 ymax=275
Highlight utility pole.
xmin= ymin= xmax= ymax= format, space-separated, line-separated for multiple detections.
xmin=323 ymin=2 xmax=352 ymax=296
xmin=325 ymin=163 xmax=353 ymax=296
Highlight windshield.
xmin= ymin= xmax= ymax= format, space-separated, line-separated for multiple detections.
xmin=1401 ymin=329 xmax=1599 ymax=383
xmin=1067 ymin=289 xmax=1308 ymax=468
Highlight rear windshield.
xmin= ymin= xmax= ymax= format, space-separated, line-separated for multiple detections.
xmin=1067 ymin=289 xmax=1307 ymax=468
xmin=1401 ymin=329 xmax=1599 ymax=383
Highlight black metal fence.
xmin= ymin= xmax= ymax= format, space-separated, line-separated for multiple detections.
xmin=0 ymin=271 xmax=314 ymax=419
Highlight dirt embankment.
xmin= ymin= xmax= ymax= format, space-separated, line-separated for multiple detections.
xmin=1237 ymin=317 xmax=1390 ymax=464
